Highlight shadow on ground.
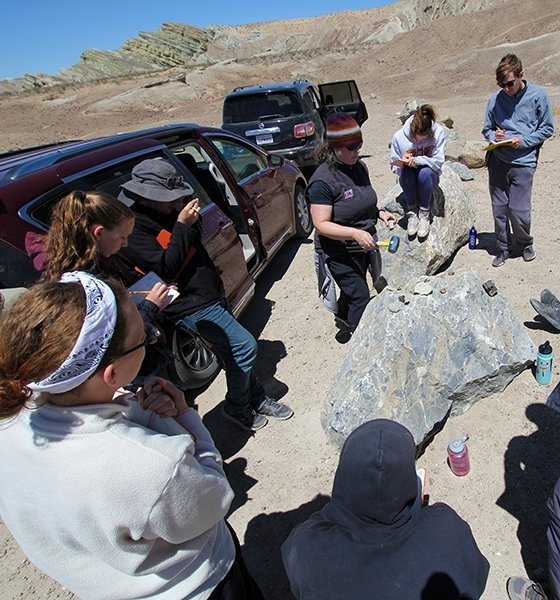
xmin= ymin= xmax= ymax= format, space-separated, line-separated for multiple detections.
xmin=241 ymin=494 xmax=330 ymax=600
xmin=497 ymin=402 xmax=560 ymax=589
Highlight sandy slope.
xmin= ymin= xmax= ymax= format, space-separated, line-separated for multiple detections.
xmin=1 ymin=4 xmax=560 ymax=598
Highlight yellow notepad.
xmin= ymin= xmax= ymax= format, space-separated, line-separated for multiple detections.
xmin=482 ymin=139 xmax=514 ymax=152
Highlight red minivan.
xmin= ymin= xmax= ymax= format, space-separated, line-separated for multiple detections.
xmin=0 ymin=123 xmax=311 ymax=387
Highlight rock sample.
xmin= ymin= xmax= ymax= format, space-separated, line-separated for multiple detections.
xmin=377 ymin=162 xmax=475 ymax=289
xmin=446 ymin=138 xmax=487 ymax=168
xmin=322 ymin=269 xmax=536 ymax=448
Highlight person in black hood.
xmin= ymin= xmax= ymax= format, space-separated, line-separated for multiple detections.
xmin=281 ymin=419 xmax=489 ymax=600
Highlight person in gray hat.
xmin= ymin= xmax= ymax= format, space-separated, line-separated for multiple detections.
xmin=115 ymin=158 xmax=293 ymax=431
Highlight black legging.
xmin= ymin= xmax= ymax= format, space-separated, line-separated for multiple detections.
xmin=208 ymin=522 xmax=265 ymax=600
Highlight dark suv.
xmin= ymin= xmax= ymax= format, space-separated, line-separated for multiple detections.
xmin=221 ymin=79 xmax=368 ymax=171
xmin=0 ymin=123 xmax=311 ymax=388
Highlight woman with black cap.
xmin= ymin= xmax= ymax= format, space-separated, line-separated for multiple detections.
xmin=308 ymin=113 xmax=396 ymax=341
xmin=282 ymin=419 xmax=490 ymax=600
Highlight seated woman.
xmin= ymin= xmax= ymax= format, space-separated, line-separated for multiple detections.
xmin=282 ymin=419 xmax=489 ymax=600
xmin=0 ymin=273 xmax=263 ymax=599
xmin=390 ymin=104 xmax=446 ymax=239
xmin=308 ymin=113 xmax=396 ymax=340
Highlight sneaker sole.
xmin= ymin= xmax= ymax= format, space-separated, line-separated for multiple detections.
xmin=221 ymin=406 xmax=268 ymax=431
xmin=523 ymin=254 xmax=536 ymax=262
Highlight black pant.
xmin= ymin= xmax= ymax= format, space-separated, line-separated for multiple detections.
xmin=208 ymin=523 xmax=265 ymax=600
xmin=327 ymin=249 xmax=381 ymax=329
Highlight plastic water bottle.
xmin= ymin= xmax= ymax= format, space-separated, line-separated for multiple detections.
xmin=468 ymin=226 xmax=477 ymax=250
xmin=536 ymin=340 xmax=553 ymax=385
xmin=447 ymin=436 xmax=470 ymax=476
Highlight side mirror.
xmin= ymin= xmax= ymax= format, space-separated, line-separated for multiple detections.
xmin=268 ymin=154 xmax=284 ymax=168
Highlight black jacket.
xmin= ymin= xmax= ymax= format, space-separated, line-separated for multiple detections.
xmin=114 ymin=203 xmax=223 ymax=320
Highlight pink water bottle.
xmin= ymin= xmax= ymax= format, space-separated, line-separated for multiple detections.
xmin=447 ymin=436 xmax=470 ymax=476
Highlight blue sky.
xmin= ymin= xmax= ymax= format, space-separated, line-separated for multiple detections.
xmin=1 ymin=1 xmax=394 ymax=80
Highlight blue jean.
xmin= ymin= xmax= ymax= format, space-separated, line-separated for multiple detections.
xmin=399 ymin=166 xmax=439 ymax=212
xmin=177 ymin=299 xmax=266 ymax=413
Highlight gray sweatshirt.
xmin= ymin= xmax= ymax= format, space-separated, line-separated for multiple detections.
xmin=482 ymin=80 xmax=554 ymax=168
xmin=0 ymin=396 xmax=235 ymax=599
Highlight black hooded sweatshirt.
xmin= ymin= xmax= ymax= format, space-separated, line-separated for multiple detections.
xmin=282 ymin=420 xmax=489 ymax=600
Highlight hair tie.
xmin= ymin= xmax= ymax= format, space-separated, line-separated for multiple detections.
xmin=28 ymin=272 xmax=117 ymax=394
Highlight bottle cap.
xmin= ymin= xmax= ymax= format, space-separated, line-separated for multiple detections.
xmin=449 ymin=438 xmax=465 ymax=453
xmin=539 ymin=340 xmax=553 ymax=355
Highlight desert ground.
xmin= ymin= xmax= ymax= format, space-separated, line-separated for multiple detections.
xmin=1 ymin=5 xmax=560 ymax=598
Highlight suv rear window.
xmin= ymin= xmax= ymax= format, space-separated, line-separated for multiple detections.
xmin=223 ymin=92 xmax=304 ymax=124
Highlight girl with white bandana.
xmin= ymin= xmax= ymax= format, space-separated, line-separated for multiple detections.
xmin=0 ymin=273 xmax=263 ymax=600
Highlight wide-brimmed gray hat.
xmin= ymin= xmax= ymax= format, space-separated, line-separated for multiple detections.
xmin=119 ymin=159 xmax=193 ymax=205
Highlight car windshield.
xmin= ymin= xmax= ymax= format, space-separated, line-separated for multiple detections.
xmin=223 ymin=91 xmax=303 ymax=124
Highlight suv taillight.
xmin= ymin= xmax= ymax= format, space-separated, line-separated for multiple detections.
xmin=294 ymin=121 xmax=315 ymax=138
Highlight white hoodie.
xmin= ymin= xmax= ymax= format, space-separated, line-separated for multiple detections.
xmin=390 ymin=116 xmax=446 ymax=175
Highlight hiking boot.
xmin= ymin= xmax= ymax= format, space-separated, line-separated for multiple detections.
xmin=506 ymin=576 xmax=548 ymax=600
xmin=418 ymin=214 xmax=431 ymax=238
xmin=255 ymin=396 xmax=294 ymax=420
xmin=523 ymin=245 xmax=536 ymax=262
xmin=222 ymin=405 xmax=268 ymax=431
xmin=407 ymin=212 xmax=420 ymax=236
xmin=492 ymin=251 xmax=509 ymax=267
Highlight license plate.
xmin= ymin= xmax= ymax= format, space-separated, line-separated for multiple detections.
xmin=255 ymin=134 xmax=273 ymax=145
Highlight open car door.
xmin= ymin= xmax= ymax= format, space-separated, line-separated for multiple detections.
xmin=317 ymin=80 xmax=368 ymax=126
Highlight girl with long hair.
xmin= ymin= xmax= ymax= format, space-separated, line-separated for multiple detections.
xmin=0 ymin=273 xmax=263 ymax=599
xmin=390 ymin=104 xmax=446 ymax=239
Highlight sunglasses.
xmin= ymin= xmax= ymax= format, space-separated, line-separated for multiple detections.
xmin=345 ymin=142 xmax=363 ymax=152
xmin=118 ymin=323 xmax=161 ymax=359
xmin=498 ymin=79 xmax=517 ymax=89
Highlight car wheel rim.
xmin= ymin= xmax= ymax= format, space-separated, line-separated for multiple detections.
xmin=296 ymin=189 xmax=310 ymax=231
xmin=176 ymin=333 xmax=215 ymax=372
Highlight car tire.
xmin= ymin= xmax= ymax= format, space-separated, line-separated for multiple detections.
xmin=171 ymin=327 xmax=221 ymax=389
xmin=294 ymin=184 xmax=313 ymax=238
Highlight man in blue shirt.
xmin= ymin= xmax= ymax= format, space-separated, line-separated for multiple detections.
xmin=482 ymin=54 xmax=554 ymax=267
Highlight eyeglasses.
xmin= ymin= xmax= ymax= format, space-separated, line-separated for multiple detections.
xmin=345 ymin=142 xmax=363 ymax=152
xmin=118 ymin=323 xmax=161 ymax=359
xmin=498 ymin=79 xmax=517 ymax=89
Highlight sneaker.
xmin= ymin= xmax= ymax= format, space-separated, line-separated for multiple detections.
xmin=222 ymin=405 xmax=268 ymax=431
xmin=492 ymin=251 xmax=509 ymax=267
xmin=418 ymin=215 xmax=431 ymax=238
xmin=523 ymin=245 xmax=536 ymax=262
xmin=256 ymin=396 xmax=294 ymax=420
xmin=407 ymin=212 xmax=420 ymax=236
xmin=335 ymin=329 xmax=352 ymax=344
xmin=506 ymin=576 xmax=548 ymax=600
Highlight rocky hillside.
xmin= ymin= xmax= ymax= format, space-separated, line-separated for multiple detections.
xmin=0 ymin=0 xmax=511 ymax=95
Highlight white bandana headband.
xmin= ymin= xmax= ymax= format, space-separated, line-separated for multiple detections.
xmin=28 ymin=272 xmax=117 ymax=394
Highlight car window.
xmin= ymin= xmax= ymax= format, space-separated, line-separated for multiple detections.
xmin=319 ymin=80 xmax=360 ymax=104
xmin=0 ymin=241 xmax=39 ymax=288
xmin=223 ymin=92 xmax=303 ymax=124
xmin=302 ymin=89 xmax=320 ymax=112
xmin=26 ymin=152 xmax=202 ymax=230
xmin=171 ymin=144 xmax=228 ymax=211
xmin=210 ymin=139 xmax=267 ymax=182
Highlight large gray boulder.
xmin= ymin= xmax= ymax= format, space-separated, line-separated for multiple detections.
xmin=377 ymin=163 xmax=475 ymax=289
xmin=322 ymin=269 xmax=536 ymax=448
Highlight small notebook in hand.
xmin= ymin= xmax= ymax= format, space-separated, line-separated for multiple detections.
xmin=411 ymin=467 xmax=427 ymax=512
xmin=127 ymin=271 xmax=179 ymax=306
xmin=481 ymin=139 xmax=514 ymax=152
